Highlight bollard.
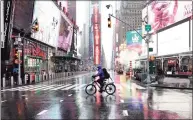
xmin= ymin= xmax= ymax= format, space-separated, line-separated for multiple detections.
xmin=30 ymin=74 xmax=32 ymax=84
xmin=11 ymin=76 xmax=14 ymax=87
xmin=39 ymin=74 xmax=41 ymax=82
xmin=25 ymin=74 xmax=28 ymax=84
xmin=35 ymin=74 xmax=38 ymax=83
xmin=46 ymin=74 xmax=48 ymax=80
xmin=18 ymin=77 xmax=22 ymax=85
xmin=2 ymin=77 xmax=5 ymax=88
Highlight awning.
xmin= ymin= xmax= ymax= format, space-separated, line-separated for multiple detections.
xmin=53 ymin=56 xmax=80 ymax=61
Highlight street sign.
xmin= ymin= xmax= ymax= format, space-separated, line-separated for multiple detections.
xmin=149 ymin=48 xmax=153 ymax=52
xmin=145 ymin=24 xmax=151 ymax=32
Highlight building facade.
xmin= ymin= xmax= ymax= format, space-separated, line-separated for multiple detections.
xmin=137 ymin=1 xmax=193 ymax=76
xmin=1 ymin=0 xmax=79 ymax=86
xmin=114 ymin=1 xmax=146 ymax=68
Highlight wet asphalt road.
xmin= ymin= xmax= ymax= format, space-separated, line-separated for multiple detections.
xmin=1 ymin=72 xmax=192 ymax=119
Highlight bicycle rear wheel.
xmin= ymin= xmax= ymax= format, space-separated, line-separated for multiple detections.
xmin=105 ymin=83 xmax=116 ymax=95
xmin=85 ymin=84 xmax=97 ymax=95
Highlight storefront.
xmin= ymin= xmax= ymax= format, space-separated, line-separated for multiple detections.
xmin=23 ymin=38 xmax=55 ymax=82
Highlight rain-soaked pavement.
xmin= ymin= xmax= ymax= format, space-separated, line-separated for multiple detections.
xmin=1 ymin=72 xmax=192 ymax=119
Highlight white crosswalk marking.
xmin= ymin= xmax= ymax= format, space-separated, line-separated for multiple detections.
xmin=51 ymin=84 xmax=72 ymax=90
xmin=18 ymin=85 xmax=46 ymax=91
xmin=19 ymin=85 xmax=49 ymax=91
xmin=23 ymin=85 xmax=48 ymax=91
xmin=1 ymin=83 xmax=134 ymax=92
xmin=33 ymin=85 xmax=56 ymax=91
xmin=42 ymin=85 xmax=59 ymax=90
xmin=61 ymin=84 xmax=77 ymax=90
xmin=73 ymin=84 xmax=86 ymax=90
xmin=8 ymin=85 xmax=39 ymax=91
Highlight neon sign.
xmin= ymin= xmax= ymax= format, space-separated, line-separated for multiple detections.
xmin=92 ymin=4 xmax=101 ymax=65
xmin=24 ymin=43 xmax=46 ymax=59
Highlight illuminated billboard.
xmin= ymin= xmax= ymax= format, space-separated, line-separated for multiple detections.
xmin=31 ymin=1 xmax=61 ymax=47
xmin=158 ymin=21 xmax=189 ymax=56
xmin=126 ymin=30 xmax=142 ymax=54
xmin=92 ymin=4 xmax=101 ymax=65
xmin=142 ymin=1 xmax=192 ymax=35
xmin=58 ymin=15 xmax=73 ymax=51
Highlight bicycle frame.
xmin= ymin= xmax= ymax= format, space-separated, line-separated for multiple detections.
xmin=91 ymin=77 xmax=114 ymax=89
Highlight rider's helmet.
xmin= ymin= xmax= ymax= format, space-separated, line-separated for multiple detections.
xmin=97 ymin=65 xmax=102 ymax=70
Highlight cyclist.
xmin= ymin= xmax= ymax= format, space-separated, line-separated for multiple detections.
xmin=92 ymin=65 xmax=105 ymax=93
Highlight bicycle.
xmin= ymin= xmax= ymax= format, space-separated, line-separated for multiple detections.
xmin=85 ymin=77 xmax=116 ymax=95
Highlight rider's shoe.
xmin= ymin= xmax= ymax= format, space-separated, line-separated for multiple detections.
xmin=98 ymin=89 xmax=104 ymax=93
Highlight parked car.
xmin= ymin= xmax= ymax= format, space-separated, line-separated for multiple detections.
xmin=117 ymin=69 xmax=123 ymax=74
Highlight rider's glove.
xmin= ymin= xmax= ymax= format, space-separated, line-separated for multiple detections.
xmin=92 ymin=75 xmax=95 ymax=78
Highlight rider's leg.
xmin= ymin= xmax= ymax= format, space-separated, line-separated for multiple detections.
xmin=97 ymin=79 xmax=104 ymax=92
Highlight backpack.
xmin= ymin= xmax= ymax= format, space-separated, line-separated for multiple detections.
xmin=102 ymin=68 xmax=110 ymax=79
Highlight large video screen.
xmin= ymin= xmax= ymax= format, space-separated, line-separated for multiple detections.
xmin=31 ymin=1 xmax=61 ymax=47
xmin=58 ymin=16 xmax=73 ymax=51
xmin=142 ymin=1 xmax=192 ymax=35
xmin=158 ymin=21 xmax=189 ymax=56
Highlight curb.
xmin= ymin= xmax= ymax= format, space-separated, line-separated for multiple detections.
xmin=131 ymin=79 xmax=193 ymax=90
xmin=150 ymin=85 xmax=193 ymax=90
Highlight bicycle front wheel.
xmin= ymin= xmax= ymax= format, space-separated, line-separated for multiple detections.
xmin=85 ymin=84 xmax=96 ymax=95
xmin=105 ymin=83 xmax=116 ymax=95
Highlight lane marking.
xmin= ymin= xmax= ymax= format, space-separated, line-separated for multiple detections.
xmin=120 ymin=99 xmax=124 ymax=103
xmin=123 ymin=110 xmax=128 ymax=116
xmin=37 ymin=110 xmax=48 ymax=115
xmin=61 ymin=84 xmax=77 ymax=90
xmin=1 ymin=100 xmax=7 ymax=103
xmin=51 ymin=84 xmax=72 ymax=90
xmin=60 ymin=100 xmax=63 ymax=102
xmin=68 ymin=94 xmax=72 ymax=96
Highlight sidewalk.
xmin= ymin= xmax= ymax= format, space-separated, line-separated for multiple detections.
xmin=1 ymin=71 xmax=93 ymax=89
xmin=131 ymin=77 xmax=193 ymax=90
xmin=151 ymin=77 xmax=193 ymax=90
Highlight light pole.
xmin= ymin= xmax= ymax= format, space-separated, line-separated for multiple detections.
xmin=13 ymin=33 xmax=23 ymax=85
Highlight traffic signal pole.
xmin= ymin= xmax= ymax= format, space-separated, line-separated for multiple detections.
xmin=17 ymin=33 xmax=22 ymax=85
xmin=109 ymin=11 xmax=152 ymax=84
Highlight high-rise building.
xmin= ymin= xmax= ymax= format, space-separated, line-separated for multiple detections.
xmin=116 ymin=1 xmax=146 ymax=43
xmin=67 ymin=1 xmax=76 ymax=23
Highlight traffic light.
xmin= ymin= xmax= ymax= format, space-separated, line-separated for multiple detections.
xmin=14 ymin=49 xmax=19 ymax=64
xmin=108 ymin=17 xmax=111 ymax=28
xmin=32 ymin=21 xmax=39 ymax=32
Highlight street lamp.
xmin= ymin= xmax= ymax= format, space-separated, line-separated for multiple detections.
xmin=106 ymin=4 xmax=113 ymax=15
